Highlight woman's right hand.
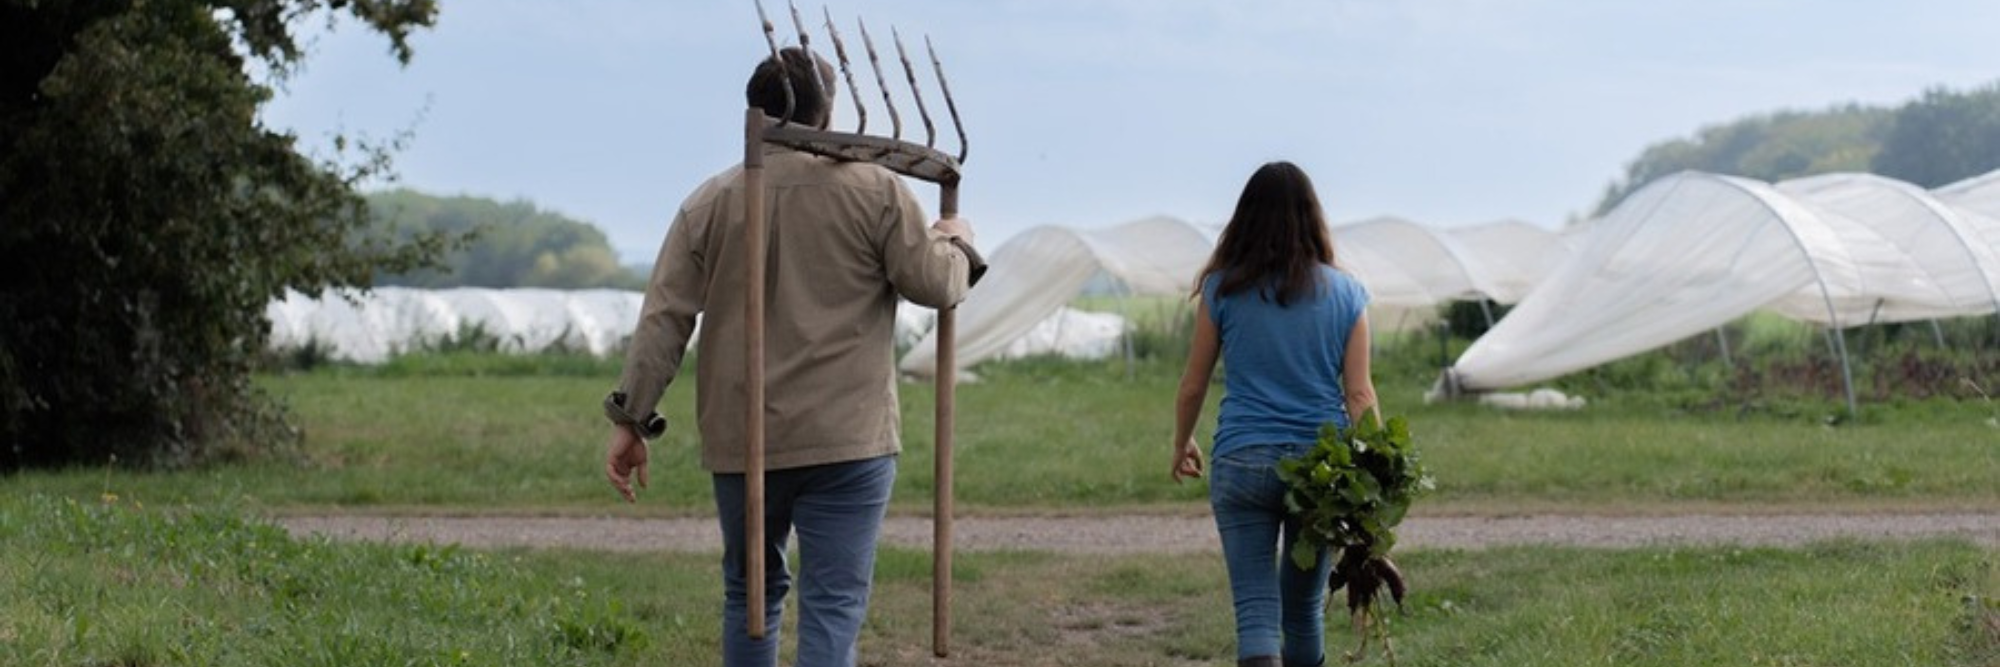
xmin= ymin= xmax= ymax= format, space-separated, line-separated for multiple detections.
xmin=1171 ymin=437 xmax=1205 ymax=483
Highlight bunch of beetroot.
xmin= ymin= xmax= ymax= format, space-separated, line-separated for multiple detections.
xmin=1275 ymin=412 xmax=1432 ymax=662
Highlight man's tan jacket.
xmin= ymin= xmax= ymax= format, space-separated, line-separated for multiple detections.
xmin=609 ymin=146 xmax=979 ymax=473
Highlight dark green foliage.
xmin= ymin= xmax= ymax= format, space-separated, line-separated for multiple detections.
xmin=1122 ymin=304 xmax=1195 ymax=362
xmin=1872 ymin=82 xmax=2000 ymax=187
xmin=1278 ymin=412 xmax=1432 ymax=658
xmin=1441 ymin=299 xmax=1509 ymax=340
xmin=367 ymin=189 xmax=646 ymax=289
xmin=1278 ymin=413 xmax=1433 ymax=568
xmin=1594 ymin=104 xmax=1892 ymax=215
xmin=1593 ymin=79 xmax=2000 ymax=215
xmin=1545 ymin=317 xmax=1998 ymax=420
xmin=0 ymin=0 xmax=444 ymax=469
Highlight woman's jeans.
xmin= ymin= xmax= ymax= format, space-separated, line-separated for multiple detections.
xmin=713 ymin=455 xmax=897 ymax=667
xmin=1210 ymin=443 xmax=1333 ymax=666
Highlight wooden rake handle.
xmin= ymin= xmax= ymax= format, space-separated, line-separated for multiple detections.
xmin=933 ymin=183 xmax=958 ymax=659
xmin=746 ymin=4 xmax=969 ymax=655
xmin=743 ymin=108 xmax=772 ymax=641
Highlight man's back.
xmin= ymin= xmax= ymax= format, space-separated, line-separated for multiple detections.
xmin=623 ymin=147 xmax=972 ymax=473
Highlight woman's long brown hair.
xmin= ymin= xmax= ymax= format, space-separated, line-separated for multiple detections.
xmin=1194 ymin=161 xmax=1335 ymax=306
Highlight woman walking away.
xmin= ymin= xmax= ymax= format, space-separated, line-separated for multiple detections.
xmin=1170 ymin=161 xmax=1378 ymax=667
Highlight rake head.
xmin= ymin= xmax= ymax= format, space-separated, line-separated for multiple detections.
xmin=752 ymin=0 xmax=967 ymax=186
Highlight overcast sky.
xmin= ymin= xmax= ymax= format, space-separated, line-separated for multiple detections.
xmin=260 ymin=1 xmax=2000 ymax=264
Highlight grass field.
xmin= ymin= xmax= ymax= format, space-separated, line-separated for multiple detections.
xmin=7 ymin=355 xmax=1995 ymax=515
xmin=3 ymin=347 xmax=1996 ymax=665
xmin=3 ymin=493 xmax=1994 ymax=666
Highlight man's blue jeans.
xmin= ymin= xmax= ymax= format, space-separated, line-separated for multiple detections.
xmin=713 ymin=455 xmax=897 ymax=667
xmin=1210 ymin=443 xmax=1332 ymax=666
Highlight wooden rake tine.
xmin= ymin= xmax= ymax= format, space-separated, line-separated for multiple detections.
xmin=882 ymin=21 xmax=958 ymax=658
xmin=823 ymin=7 xmax=867 ymax=133
xmin=858 ymin=18 xmax=902 ymax=142
xmin=892 ymin=27 xmax=937 ymax=150
xmin=744 ymin=1 xmax=972 ymax=657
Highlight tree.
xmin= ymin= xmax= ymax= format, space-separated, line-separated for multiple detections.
xmin=366 ymin=189 xmax=646 ymax=290
xmin=1592 ymin=81 xmax=2000 ymax=216
xmin=0 ymin=0 xmax=444 ymax=469
xmin=1871 ymin=83 xmax=2000 ymax=188
xmin=1593 ymin=105 xmax=1892 ymax=215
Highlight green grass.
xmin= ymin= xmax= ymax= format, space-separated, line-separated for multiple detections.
xmin=1387 ymin=541 xmax=2000 ymax=667
xmin=9 ymin=302 xmax=1995 ymax=665
xmin=4 ymin=353 xmax=1995 ymax=515
xmin=3 ymin=494 xmax=1993 ymax=666
xmin=0 ymin=494 xmax=667 ymax=667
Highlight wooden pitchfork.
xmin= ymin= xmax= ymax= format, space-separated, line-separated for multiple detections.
xmin=741 ymin=1 xmax=972 ymax=657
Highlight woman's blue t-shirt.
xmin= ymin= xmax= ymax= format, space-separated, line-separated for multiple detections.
xmin=1202 ymin=265 xmax=1370 ymax=458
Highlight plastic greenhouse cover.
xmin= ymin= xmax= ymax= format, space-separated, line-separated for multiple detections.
xmin=1450 ymin=169 xmax=2000 ymax=393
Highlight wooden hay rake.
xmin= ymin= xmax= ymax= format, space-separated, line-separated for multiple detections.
xmin=741 ymin=0 xmax=971 ymax=658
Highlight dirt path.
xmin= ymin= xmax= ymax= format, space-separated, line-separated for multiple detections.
xmin=277 ymin=511 xmax=2000 ymax=554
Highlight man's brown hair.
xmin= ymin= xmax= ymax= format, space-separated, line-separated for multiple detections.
xmin=746 ymin=47 xmax=834 ymax=127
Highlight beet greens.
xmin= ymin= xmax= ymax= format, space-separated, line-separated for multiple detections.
xmin=1276 ymin=413 xmax=1433 ymax=662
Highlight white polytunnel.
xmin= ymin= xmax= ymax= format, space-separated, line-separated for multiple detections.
xmin=1446 ymin=171 xmax=1907 ymax=393
xmin=1333 ymin=216 xmax=1481 ymax=309
xmin=1436 ymin=219 xmax=1572 ymax=305
xmin=267 ymin=214 xmax=1581 ymax=373
xmin=1443 ymin=169 xmax=2000 ymax=399
xmin=1331 ymin=217 xmax=1571 ymax=334
xmin=266 ymin=168 xmax=2000 ymax=397
xmin=1934 ymin=170 xmax=2000 ymax=256
xmin=894 ymin=214 xmax=1575 ymax=376
xmin=1331 ymin=217 xmax=1566 ymax=308
xmin=897 ymin=216 xmax=1216 ymax=377
xmin=266 ymin=287 xmax=646 ymax=363
xmin=1778 ymin=172 xmax=2000 ymax=320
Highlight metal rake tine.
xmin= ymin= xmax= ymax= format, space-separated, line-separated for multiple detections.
xmin=892 ymin=26 xmax=937 ymax=149
xmin=823 ymin=6 xmax=867 ymax=134
xmin=925 ymin=35 xmax=967 ymax=164
xmin=858 ymin=18 xmax=902 ymax=141
xmin=752 ymin=0 xmax=794 ymax=126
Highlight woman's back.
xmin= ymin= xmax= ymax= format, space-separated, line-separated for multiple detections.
xmin=1203 ymin=265 xmax=1369 ymax=457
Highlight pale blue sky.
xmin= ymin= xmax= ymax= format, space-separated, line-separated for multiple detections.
xmin=261 ymin=1 xmax=2000 ymax=264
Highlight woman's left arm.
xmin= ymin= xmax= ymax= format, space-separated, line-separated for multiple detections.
xmin=1342 ymin=313 xmax=1380 ymax=427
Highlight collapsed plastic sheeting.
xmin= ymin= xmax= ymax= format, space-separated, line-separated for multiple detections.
xmin=273 ymin=217 xmax=1576 ymax=372
xmin=1337 ymin=217 xmax=1568 ymax=308
xmin=266 ymin=287 xmax=1127 ymax=366
xmin=1447 ymin=170 xmax=2000 ymax=394
xmin=995 ymin=308 xmax=1127 ymax=362
xmin=898 ymin=215 xmax=1574 ymax=376
xmin=898 ymin=216 xmax=1215 ymax=377
xmin=266 ymin=287 xmax=645 ymax=363
xmin=1478 ymin=388 xmax=1586 ymax=410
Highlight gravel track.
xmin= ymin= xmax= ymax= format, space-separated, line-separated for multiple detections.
xmin=277 ymin=511 xmax=2000 ymax=554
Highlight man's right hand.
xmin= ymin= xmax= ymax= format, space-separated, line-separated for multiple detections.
xmin=605 ymin=424 xmax=650 ymax=503
xmin=932 ymin=216 xmax=974 ymax=243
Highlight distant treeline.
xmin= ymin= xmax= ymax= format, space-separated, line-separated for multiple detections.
xmin=364 ymin=81 xmax=2000 ymax=288
xmin=368 ymin=190 xmax=646 ymax=290
xmin=1595 ymin=80 xmax=2000 ymax=216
